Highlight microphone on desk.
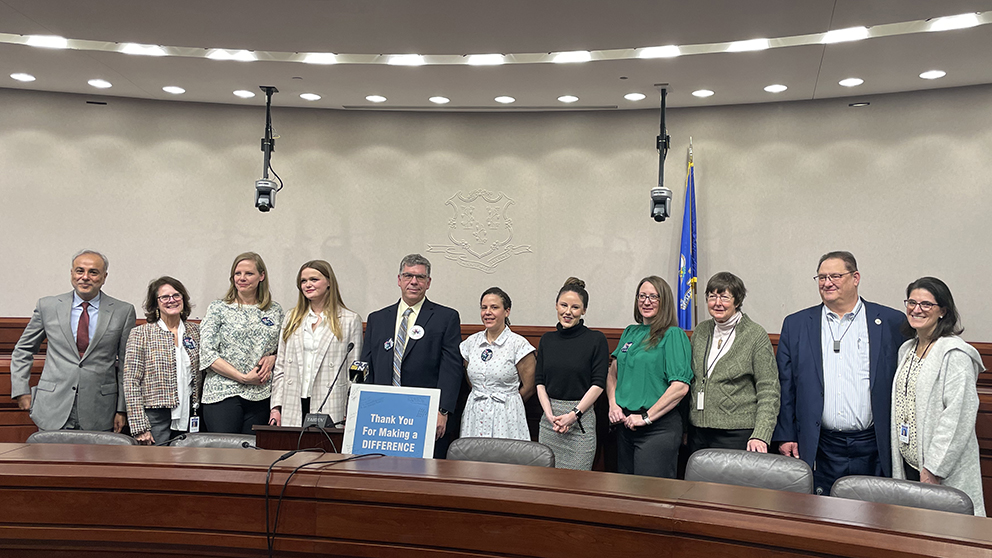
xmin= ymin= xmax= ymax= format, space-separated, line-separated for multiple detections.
xmin=302 ymin=342 xmax=354 ymax=429
xmin=153 ymin=433 xmax=187 ymax=446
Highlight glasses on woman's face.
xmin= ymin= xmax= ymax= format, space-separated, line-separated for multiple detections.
xmin=157 ymin=293 xmax=183 ymax=303
xmin=706 ymin=293 xmax=733 ymax=304
xmin=905 ymin=299 xmax=939 ymax=312
xmin=636 ymin=293 xmax=660 ymax=302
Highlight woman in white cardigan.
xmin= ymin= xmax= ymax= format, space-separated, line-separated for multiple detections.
xmin=269 ymin=260 xmax=363 ymax=428
xmin=891 ymin=277 xmax=985 ymax=516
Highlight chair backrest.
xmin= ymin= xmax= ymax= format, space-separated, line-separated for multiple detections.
xmin=831 ymin=475 xmax=974 ymax=515
xmin=446 ymin=437 xmax=555 ymax=467
xmin=169 ymin=432 xmax=256 ymax=449
xmin=26 ymin=430 xmax=137 ymax=446
xmin=686 ymin=448 xmax=814 ymax=493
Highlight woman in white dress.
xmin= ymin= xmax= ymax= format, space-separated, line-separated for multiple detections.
xmin=459 ymin=287 xmax=536 ymax=440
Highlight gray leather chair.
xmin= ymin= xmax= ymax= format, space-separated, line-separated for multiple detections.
xmin=686 ymin=448 xmax=814 ymax=493
xmin=26 ymin=430 xmax=138 ymax=446
xmin=831 ymin=475 xmax=974 ymax=515
xmin=169 ymin=432 xmax=256 ymax=449
xmin=446 ymin=437 xmax=555 ymax=467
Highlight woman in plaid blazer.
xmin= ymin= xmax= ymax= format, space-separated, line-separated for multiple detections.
xmin=123 ymin=277 xmax=200 ymax=445
xmin=269 ymin=260 xmax=363 ymax=427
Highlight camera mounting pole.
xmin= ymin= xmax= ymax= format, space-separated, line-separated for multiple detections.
xmin=260 ymin=86 xmax=278 ymax=179
xmin=656 ymin=85 xmax=670 ymax=190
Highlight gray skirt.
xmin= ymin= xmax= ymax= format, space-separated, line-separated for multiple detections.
xmin=539 ymin=398 xmax=596 ymax=471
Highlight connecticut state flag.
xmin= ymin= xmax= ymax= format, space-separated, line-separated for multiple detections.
xmin=677 ymin=161 xmax=697 ymax=330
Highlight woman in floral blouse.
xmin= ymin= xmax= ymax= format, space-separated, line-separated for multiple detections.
xmin=199 ymin=252 xmax=283 ymax=434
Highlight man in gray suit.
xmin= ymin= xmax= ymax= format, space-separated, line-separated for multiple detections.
xmin=10 ymin=250 xmax=136 ymax=432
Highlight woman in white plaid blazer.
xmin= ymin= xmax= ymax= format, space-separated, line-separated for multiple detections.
xmin=269 ymin=261 xmax=363 ymax=427
xmin=124 ymin=277 xmax=201 ymax=445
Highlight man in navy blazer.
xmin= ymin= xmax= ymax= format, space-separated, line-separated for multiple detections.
xmin=773 ymin=251 xmax=906 ymax=495
xmin=361 ymin=254 xmax=462 ymax=458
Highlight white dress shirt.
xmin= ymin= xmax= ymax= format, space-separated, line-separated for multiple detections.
xmin=70 ymin=291 xmax=100 ymax=343
xmin=158 ymin=319 xmax=192 ymax=430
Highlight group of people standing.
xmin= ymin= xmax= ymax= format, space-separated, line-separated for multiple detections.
xmin=8 ymin=249 xmax=985 ymax=516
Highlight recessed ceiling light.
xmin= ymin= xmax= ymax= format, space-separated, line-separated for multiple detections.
xmin=552 ymin=51 xmax=592 ymax=64
xmin=764 ymin=84 xmax=788 ymax=93
xmin=162 ymin=86 xmax=185 ymax=94
xmin=26 ymin=35 xmax=68 ymax=49
xmin=838 ymin=77 xmax=864 ymax=87
xmin=233 ymin=89 xmax=256 ymax=98
xmin=919 ymin=70 xmax=946 ymax=80
xmin=494 ymin=96 xmax=515 ymax=104
xmin=928 ymin=13 xmax=980 ymax=32
xmin=121 ymin=43 xmax=166 ymax=56
xmin=557 ymin=95 xmax=579 ymax=103
xmin=10 ymin=73 xmax=36 ymax=82
xmin=303 ymin=53 xmax=338 ymax=65
xmin=467 ymin=54 xmax=505 ymax=66
xmin=388 ymin=54 xmax=425 ymax=66
xmin=692 ymin=89 xmax=715 ymax=98
xmin=727 ymin=38 xmax=769 ymax=52
xmin=624 ymin=93 xmax=646 ymax=101
xmin=366 ymin=95 xmax=387 ymax=103
xmin=300 ymin=93 xmax=321 ymax=101
xmin=849 ymin=102 xmax=870 ymax=107
xmin=637 ymin=45 xmax=681 ymax=59
xmin=207 ymin=49 xmax=256 ymax=62
xmin=822 ymin=26 xmax=869 ymax=44
xmin=88 ymin=79 xmax=112 ymax=89
xmin=429 ymin=96 xmax=450 ymax=104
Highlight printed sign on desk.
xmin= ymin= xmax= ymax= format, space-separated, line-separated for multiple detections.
xmin=342 ymin=384 xmax=439 ymax=458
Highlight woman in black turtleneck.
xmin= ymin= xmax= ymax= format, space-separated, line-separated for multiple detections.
xmin=534 ymin=277 xmax=609 ymax=470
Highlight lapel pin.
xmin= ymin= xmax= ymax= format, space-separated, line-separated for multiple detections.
xmin=874 ymin=318 xmax=881 ymax=325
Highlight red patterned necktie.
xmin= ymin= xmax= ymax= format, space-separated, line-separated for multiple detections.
xmin=76 ymin=301 xmax=90 ymax=357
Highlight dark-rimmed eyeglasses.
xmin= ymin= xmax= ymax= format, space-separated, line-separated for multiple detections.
xmin=905 ymin=299 xmax=939 ymax=311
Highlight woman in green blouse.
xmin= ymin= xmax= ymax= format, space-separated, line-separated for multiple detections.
xmin=687 ymin=272 xmax=779 ymax=454
xmin=607 ymin=275 xmax=691 ymax=478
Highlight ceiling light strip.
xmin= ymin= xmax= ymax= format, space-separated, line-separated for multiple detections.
xmin=1 ymin=11 xmax=989 ymax=66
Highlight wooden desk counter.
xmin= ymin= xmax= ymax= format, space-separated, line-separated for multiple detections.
xmin=0 ymin=443 xmax=989 ymax=558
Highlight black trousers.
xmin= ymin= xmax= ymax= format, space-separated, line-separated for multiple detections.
xmin=202 ymin=396 xmax=270 ymax=434
xmin=687 ymin=426 xmax=752 ymax=455
xmin=814 ymin=427 xmax=881 ymax=495
xmin=617 ymin=409 xmax=681 ymax=478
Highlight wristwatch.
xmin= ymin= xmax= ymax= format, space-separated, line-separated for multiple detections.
xmin=439 ymin=408 xmax=450 ymax=416
xmin=641 ymin=412 xmax=652 ymax=425
xmin=571 ymin=407 xmax=583 ymax=420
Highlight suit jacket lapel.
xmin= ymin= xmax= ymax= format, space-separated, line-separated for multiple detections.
xmin=311 ymin=320 xmax=335 ymax=373
xmin=403 ymin=299 xmax=434 ymax=362
xmin=807 ymin=306 xmax=824 ymax=389
xmin=84 ymin=296 xmax=113 ymax=360
xmin=865 ymin=299 xmax=881 ymax=391
xmin=56 ymin=293 xmax=77 ymax=356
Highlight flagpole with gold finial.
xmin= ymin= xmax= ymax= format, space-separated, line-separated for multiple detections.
xmin=689 ymin=138 xmax=697 ymax=328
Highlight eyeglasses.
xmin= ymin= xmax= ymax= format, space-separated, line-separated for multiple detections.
xmin=706 ymin=294 xmax=733 ymax=303
xmin=636 ymin=293 xmax=660 ymax=302
xmin=814 ymin=271 xmax=856 ymax=283
xmin=905 ymin=299 xmax=939 ymax=311
xmin=157 ymin=293 xmax=183 ymax=302
xmin=400 ymin=273 xmax=429 ymax=282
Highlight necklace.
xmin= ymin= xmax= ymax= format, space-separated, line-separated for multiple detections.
xmin=827 ymin=303 xmax=862 ymax=353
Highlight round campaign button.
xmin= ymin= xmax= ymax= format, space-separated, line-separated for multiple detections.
xmin=481 ymin=348 xmax=493 ymax=361
xmin=409 ymin=325 xmax=425 ymax=340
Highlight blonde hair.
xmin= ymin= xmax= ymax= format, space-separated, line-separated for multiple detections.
xmin=282 ymin=260 xmax=349 ymax=342
xmin=223 ymin=252 xmax=273 ymax=310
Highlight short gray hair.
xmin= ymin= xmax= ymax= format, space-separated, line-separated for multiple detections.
xmin=398 ymin=253 xmax=431 ymax=277
xmin=72 ymin=249 xmax=109 ymax=272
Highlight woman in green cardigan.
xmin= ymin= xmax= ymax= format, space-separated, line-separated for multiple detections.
xmin=688 ymin=272 xmax=780 ymax=454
